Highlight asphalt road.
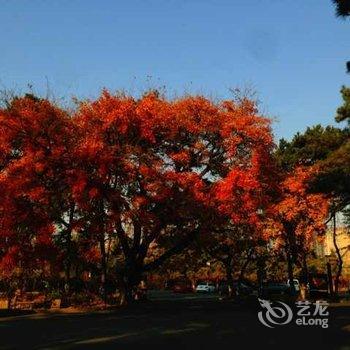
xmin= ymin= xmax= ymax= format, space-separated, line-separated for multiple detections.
xmin=1 ymin=293 xmax=350 ymax=350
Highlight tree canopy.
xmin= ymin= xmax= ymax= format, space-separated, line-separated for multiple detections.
xmin=332 ymin=0 xmax=350 ymax=18
xmin=0 ymin=91 xmax=275 ymax=301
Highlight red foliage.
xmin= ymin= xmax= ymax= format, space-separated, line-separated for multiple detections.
xmin=0 ymin=91 xmax=275 ymax=288
xmin=265 ymin=166 xmax=329 ymax=248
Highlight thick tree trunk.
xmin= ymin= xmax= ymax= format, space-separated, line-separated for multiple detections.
xmin=117 ymin=260 xmax=143 ymax=305
xmin=119 ymin=282 xmax=133 ymax=305
xmin=119 ymin=278 xmax=140 ymax=305
xmin=115 ymin=224 xmax=199 ymax=304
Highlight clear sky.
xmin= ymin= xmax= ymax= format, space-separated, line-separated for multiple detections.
xmin=0 ymin=0 xmax=349 ymax=140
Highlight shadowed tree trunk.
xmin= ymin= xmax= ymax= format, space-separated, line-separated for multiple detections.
xmin=238 ymin=249 xmax=253 ymax=284
xmin=99 ymin=236 xmax=107 ymax=305
xmin=225 ymin=261 xmax=235 ymax=298
xmin=332 ymin=212 xmax=343 ymax=296
xmin=302 ymin=253 xmax=309 ymax=285
xmin=97 ymin=200 xmax=108 ymax=305
xmin=117 ymin=261 xmax=143 ymax=305
xmin=327 ymin=261 xmax=334 ymax=297
xmin=64 ymin=230 xmax=72 ymax=294
xmin=284 ymin=222 xmax=297 ymax=295
xmin=115 ymin=226 xmax=201 ymax=305
xmin=63 ymin=204 xmax=75 ymax=296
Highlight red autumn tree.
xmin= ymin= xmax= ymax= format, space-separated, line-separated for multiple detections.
xmin=0 ymin=94 xmax=75 ymax=290
xmin=70 ymin=90 xmax=274 ymax=302
xmin=0 ymin=90 xmax=275 ymax=304
xmin=265 ymin=166 xmax=329 ymax=292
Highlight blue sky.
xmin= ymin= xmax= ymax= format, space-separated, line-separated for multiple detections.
xmin=0 ymin=0 xmax=349 ymax=140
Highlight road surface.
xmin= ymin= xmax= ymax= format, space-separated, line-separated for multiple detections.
xmin=1 ymin=292 xmax=349 ymax=349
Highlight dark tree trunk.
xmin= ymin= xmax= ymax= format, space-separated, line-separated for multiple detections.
xmin=256 ymin=255 xmax=266 ymax=297
xmin=284 ymin=222 xmax=296 ymax=295
xmin=332 ymin=213 xmax=343 ymax=296
xmin=99 ymin=236 xmax=107 ymax=305
xmin=115 ymin=222 xmax=199 ymax=304
xmin=302 ymin=253 xmax=309 ymax=285
xmin=64 ymin=204 xmax=75 ymax=296
xmin=119 ymin=275 xmax=141 ymax=305
xmin=238 ymin=250 xmax=253 ymax=285
xmin=117 ymin=259 xmax=143 ymax=305
xmin=224 ymin=261 xmax=234 ymax=298
xmin=327 ymin=262 xmax=334 ymax=297
xmin=286 ymin=249 xmax=296 ymax=294
xmin=64 ymin=231 xmax=72 ymax=294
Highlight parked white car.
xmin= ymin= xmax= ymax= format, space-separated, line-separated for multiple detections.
xmin=196 ymin=282 xmax=216 ymax=293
